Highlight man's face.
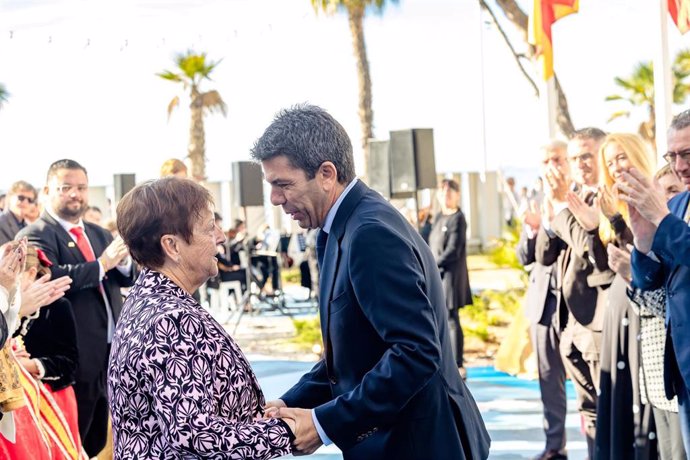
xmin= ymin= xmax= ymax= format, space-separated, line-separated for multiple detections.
xmin=567 ymin=137 xmax=601 ymax=187
xmin=45 ymin=168 xmax=89 ymax=223
xmin=8 ymin=188 xmax=36 ymax=219
xmin=541 ymin=146 xmax=569 ymax=179
xmin=667 ymin=125 xmax=690 ymax=189
xmin=262 ymin=156 xmax=331 ymax=230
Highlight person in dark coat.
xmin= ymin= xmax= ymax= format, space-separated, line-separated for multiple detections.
xmin=0 ymin=181 xmax=37 ymax=246
xmin=428 ymin=178 xmax=473 ymax=377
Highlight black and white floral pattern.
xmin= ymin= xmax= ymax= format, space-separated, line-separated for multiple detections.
xmin=108 ymin=268 xmax=292 ymax=459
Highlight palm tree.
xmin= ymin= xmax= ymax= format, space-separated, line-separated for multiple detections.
xmin=157 ymin=51 xmax=227 ymax=181
xmin=606 ymin=50 xmax=690 ymax=148
xmin=310 ymin=0 xmax=395 ymax=178
xmin=0 ymin=83 xmax=9 ymax=110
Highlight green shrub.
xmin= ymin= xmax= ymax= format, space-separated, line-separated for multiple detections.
xmin=292 ymin=317 xmax=322 ymax=346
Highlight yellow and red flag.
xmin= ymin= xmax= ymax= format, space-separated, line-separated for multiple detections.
xmin=529 ymin=0 xmax=579 ymax=81
xmin=669 ymin=0 xmax=690 ymax=34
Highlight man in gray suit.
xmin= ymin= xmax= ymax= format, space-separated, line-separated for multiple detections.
xmin=537 ymin=128 xmax=609 ymax=459
xmin=517 ymin=141 xmax=569 ymax=460
xmin=0 ymin=180 xmax=37 ymax=245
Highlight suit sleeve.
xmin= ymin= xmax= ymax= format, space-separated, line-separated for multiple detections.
xmin=18 ymin=225 xmax=101 ymax=292
xmin=516 ymin=227 xmax=536 ymax=267
xmin=550 ymin=208 xmax=592 ymax=259
xmin=631 ymin=248 xmax=665 ymax=290
xmin=314 ymin=224 xmax=443 ymax=450
xmin=535 ymin=225 xmax=563 ymax=266
xmin=280 ymin=359 xmax=334 ymax=409
xmin=434 ymin=212 xmax=465 ymax=269
xmin=650 ymin=213 xmax=690 ymax=268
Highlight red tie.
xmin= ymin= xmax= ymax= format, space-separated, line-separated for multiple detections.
xmin=69 ymin=227 xmax=96 ymax=262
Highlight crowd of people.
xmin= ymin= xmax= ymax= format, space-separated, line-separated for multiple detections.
xmin=5 ymin=104 xmax=690 ymax=460
xmin=515 ymin=110 xmax=690 ymax=460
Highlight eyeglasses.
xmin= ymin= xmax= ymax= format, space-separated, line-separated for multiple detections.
xmin=663 ymin=149 xmax=690 ymax=164
xmin=16 ymin=195 xmax=35 ymax=204
xmin=568 ymin=152 xmax=594 ymax=163
xmin=55 ymin=184 xmax=88 ymax=194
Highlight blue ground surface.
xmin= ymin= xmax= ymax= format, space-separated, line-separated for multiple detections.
xmin=252 ymin=360 xmax=587 ymax=460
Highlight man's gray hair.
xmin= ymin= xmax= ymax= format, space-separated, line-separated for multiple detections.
xmin=669 ymin=109 xmax=690 ymax=133
xmin=250 ymin=104 xmax=356 ymax=184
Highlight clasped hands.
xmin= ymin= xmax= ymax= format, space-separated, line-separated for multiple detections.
xmin=263 ymin=399 xmax=323 ymax=456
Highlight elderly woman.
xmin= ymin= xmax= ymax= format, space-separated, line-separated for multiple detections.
xmin=108 ymin=177 xmax=293 ymax=459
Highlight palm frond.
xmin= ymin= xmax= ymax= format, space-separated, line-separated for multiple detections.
xmin=607 ymin=110 xmax=631 ymax=123
xmin=0 ymin=83 xmax=8 ymax=108
xmin=604 ymin=94 xmax=626 ymax=102
xmin=166 ymin=96 xmax=180 ymax=120
xmin=156 ymin=70 xmax=184 ymax=83
xmin=201 ymin=90 xmax=227 ymax=116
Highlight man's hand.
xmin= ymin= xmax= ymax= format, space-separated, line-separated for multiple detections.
xmin=566 ymin=191 xmax=600 ymax=231
xmin=275 ymin=407 xmax=322 ymax=456
xmin=19 ymin=274 xmax=72 ymax=317
xmin=607 ymin=244 xmax=632 ymax=283
xmin=616 ymin=168 xmax=669 ymax=226
xmin=101 ymin=235 xmax=130 ymax=271
xmin=627 ymin=205 xmax=657 ymax=254
xmin=544 ymin=165 xmax=569 ymax=203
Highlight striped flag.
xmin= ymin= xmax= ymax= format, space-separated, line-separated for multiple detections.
xmin=669 ymin=0 xmax=690 ymax=34
xmin=529 ymin=0 xmax=579 ymax=80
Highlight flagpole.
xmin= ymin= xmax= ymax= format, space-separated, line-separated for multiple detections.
xmin=653 ymin=0 xmax=673 ymax=166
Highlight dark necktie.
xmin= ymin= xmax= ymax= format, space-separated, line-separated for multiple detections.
xmin=316 ymin=229 xmax=328 ymax=268
xmin=69 ymin=227 xmax=96 ymax=262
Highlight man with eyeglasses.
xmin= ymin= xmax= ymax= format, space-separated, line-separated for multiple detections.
xmin=626 ymin=109 xmax=690 ymax=454
xmin=0 ymin=180 xmax=38 ymax=245
xmin=17 ymin=159 xmax=134 ymax=457
xmin=536 ymin=128 xmax=608 ymax=459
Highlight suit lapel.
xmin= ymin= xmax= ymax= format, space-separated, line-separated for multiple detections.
xmin=318 ymin=181 xmax=368 ymax=370
xmin=666 ymin=191 xmax=690 ymax=281
xmin=318 ymin=181 xmax=368 ymax=308
xmin=41 ymin=212 xmax=87 ymax=263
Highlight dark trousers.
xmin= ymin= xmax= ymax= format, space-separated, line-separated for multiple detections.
xmin=74 ymin=370 xmax=109 ymax=457
xmin=531 ymin=308 xmax=567 ymax=452
xmin=560 ymin=319 xmax=600 ymax=460
xmin=449 ymin=307 xmax=464 ymax=367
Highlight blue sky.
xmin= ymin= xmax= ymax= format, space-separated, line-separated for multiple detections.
xmin=1 ymin=0 xmax=689 ymax=190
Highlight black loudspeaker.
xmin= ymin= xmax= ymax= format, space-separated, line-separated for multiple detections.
xmin=113 ymin=174 xmax=136 ymax=201
xmin=367 ymin=139 xmax=391 ymax=199
xmin=232 ymin=161 xmax=264 ymax=207
xmin=389 ymin=129 xmax=437 ymax=195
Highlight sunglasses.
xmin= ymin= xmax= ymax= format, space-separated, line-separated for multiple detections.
xmin=16 ymin=195 xmax=36 ymax=204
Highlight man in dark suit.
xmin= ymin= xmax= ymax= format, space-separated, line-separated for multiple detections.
xmin=253 ymin=104 xmax=489 ymax=460
xmin=17 ymin=159 xmax=133 ymax=457
xmin=517 ymin=140 xmax=569 ymax=460
xmin=537 ymin=128 xmax=609 ymax=459
xmin=626 ymin=109 xmax=690 ymax=454
xmin=0 ymin=180 xmax=37 ymax=246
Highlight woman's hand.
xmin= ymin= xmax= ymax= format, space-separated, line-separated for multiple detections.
xmin=566 ymin=191 xmax=600 ymax=231
xmin=19 ymin=275 xmax=72 ymax=318
xmin=607 ymin=244 xmax=632 ymax=283
xmin=0 ymin=240 xmax=25 ymax=292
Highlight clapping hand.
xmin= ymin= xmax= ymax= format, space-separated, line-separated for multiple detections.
xmin=0 ymin=239 xmax=27 ymax=293
xmin=566 ymin=191 xmax=600 ymax=231
xmin=598 ymin=186 xmax=618 ymax=219
xmin=19 ymin=274 xmax=72 ymax=317
xmin=616 ymin=168 xmax=669 ymax=226
xmin=101 ymin=235 xmax=130 ymax=270
xmin=607 ymin=244 xmax=632 ymax=283
xmin=544 ymin=165 xmax=569 ymax=204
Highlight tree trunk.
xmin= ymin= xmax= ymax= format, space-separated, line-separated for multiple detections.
xmin=188 ymin=86 xmax=206 ymax=181
xmin=492 ymin=0 xmax=575 ymax=138
xmin=347 ymin=4 xmax=373 ymax=179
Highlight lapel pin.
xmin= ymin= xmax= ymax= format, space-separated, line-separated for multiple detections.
xmin=68 ymin=241 xmax=76 ymax=248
